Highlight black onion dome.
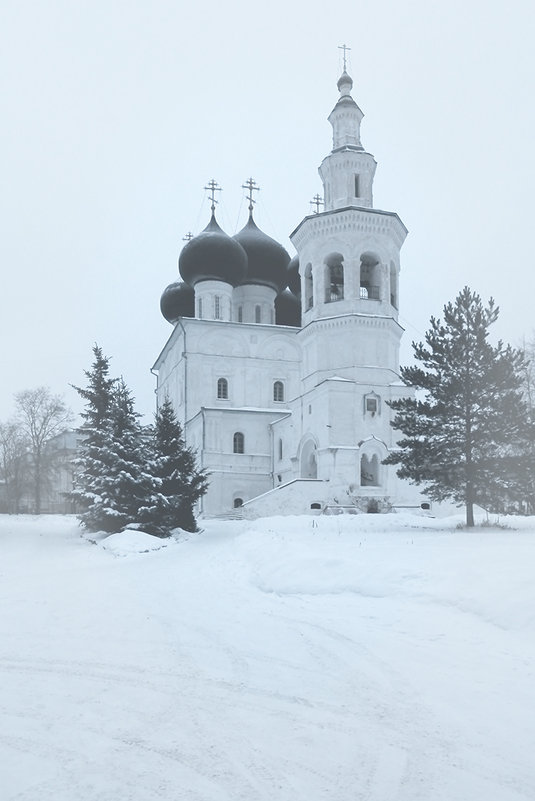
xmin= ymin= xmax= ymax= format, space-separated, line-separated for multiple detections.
xmin=179 ymin=214 xmax=248 ymax=287
xmin=287 ymin=254 xmax=301 ymax=297
xmin=233 ymin=215 xmax=290 ymax=293
xmin=160 ymin=281 xmax=195 ymax=323
xmin=275 ymin=289 xmax=301 ymax=327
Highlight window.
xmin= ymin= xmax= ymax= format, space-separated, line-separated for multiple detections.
xmin=273 ymin=381 xmax=284 ymax=402
xmin=305 ymin=263 xmax=313 ymax=310
xmin=214 ymin=295 xmax=221 ymax=320
xmin=233 ymin=432 xmax=244 ymax=454
xmin=237 ymin=305 xmax=243 ymax=323
xmin=278 ymin=438 xmax=283 ymax=460
xmin=255 ymin=305 xmax=261 ymax=323
xmin=324 ymin=253 xmax=344 ymax=302
xmin=233 ymin=497 xmax=243 ymax=508
xmin=217 ymin=378 xmax=228 ymax=399
xmin=354 ymin=174 xmax=360 ymax=197
xmin=366 ymin=397 xmax=377 ymax=413
xmin=197 ymin=297 xmax=203 ymax=318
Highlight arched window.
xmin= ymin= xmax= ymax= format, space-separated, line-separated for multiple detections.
xmin=255 ymin=305 xmax=261 ymax=323
xmin=237 ymin=305 xmax=243 ymax=322
xmin=273 ymin=381 xmax=284 ymax=402
xmin=390 ymin=262 xmax=398 ymax=309
xmin=197 ymin=297 xmax=203 ymax=318
xmin=359 ymin=253 xmax=381 ymax=300
xmin=217 ymin=378 xmax=228 ymax=399
xmin=233 ymin=432 xmax=244 ymax=454
xmin=305 ymin=263 xmax=313 ymax=310
xmin=360 ymin=454 xmax=380 ymax=486
xmin=214 ymin=295 xmax=221 ymax=320
xmin=324 ymin=253 xmax=344 ymax=302
xmin=233 ymin=497 xmax=243 ymax=508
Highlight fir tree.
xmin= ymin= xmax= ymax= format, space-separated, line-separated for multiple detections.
xmin=139 ymin=398 xmax=208 ymax=535
xmin=385 ymin=287 xmax=529 ymax=526
xmin=72 ymin=347 xmax=156 ymax=533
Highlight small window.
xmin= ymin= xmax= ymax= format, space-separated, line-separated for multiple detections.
xmin=273 ymin=381 xmax=284 ymax=402
xmin=310 ymin=502 xmax=321 ymax=510
xmin=233 ymin=432 xmax=244 ymax=454
xmin=366 ymin=398 xmax=378 ymax=413
xmin=255 ymin=305 xmax=261 ymax=323
xmin=354 ymin=174 xmax=360 ymax=197
xmin=238 ymin=305 xmax=243 ymax=322
xmin=214 ymin=295 xmax=221 ymax=320
xmin=421 ymin=502 xmax=431 ymax=510
xmin=233 ymin=497 xmax=243 ymax=508
xmin=197 ymin=297 xmax=203 ymax=318
xmin=217 ymin=378 xmax=228 ymax=399
xmin=278 ymin=438 xmax=283 ymax=460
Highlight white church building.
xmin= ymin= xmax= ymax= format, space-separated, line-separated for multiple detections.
xmin=153 ymin=66 xmax=425 ymax=518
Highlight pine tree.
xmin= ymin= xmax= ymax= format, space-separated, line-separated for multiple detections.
xmin=139 ymin=398 xmax=208 ymax=536
xmin=385 ymin=287 xmax=529 ymax=526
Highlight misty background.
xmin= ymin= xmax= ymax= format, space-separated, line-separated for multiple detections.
xmin=1 ymin=0 xmax=533 ymax=422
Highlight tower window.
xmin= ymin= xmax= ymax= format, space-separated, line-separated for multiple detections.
xmin=273 ymin=381 xmax=284 ymax=402
xmin=238 ymin=305 xmax=243 ymax=322
xmin=214 ymin=295 xmax=221 ymax=319
xmin=354 ymin=174 xmax=360 ymax=197
xmin=255 ymin=305 xmax=261 ymax=323
xmin=233 ymin=432 xmax=244 ymax=454
xmin=324 ymin=253 xmax=344 ymax=303
xmin=305 ymin=263 xmax=313 ymax=310
xmin=197 ymin=297 xmax=203 ymax=318
xmin=217 ymin=378 xmax=228 ymax=399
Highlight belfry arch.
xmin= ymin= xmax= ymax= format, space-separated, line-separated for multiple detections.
xmin=359 ymin=252 xmax=381 ymax=300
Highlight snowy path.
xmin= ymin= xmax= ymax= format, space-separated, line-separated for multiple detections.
xmin=1 ymin=514 xmax=535 ymax=800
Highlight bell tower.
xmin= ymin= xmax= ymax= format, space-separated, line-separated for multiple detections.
xmin=290 ymin=63 xmax=407 ymax=388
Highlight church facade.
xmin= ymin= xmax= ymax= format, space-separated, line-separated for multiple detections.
xmin=153 ymin=68 xmax=424 ymax=517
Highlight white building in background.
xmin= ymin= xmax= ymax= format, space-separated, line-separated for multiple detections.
xmin=153 ymin=68 xmax=425 ymax=517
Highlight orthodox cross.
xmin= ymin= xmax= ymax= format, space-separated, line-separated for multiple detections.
xmin=311 ymin=194 xmax=324 ymax=214
xmin=183 ymin=232 xmax=193 ymax=241
xmin=338 ymin=43 xmax=351 ymax=71
xmin=242 ymin=177 xmax=260 ymax=213
xmin=204 ymin=179 xmax=221 ymax=212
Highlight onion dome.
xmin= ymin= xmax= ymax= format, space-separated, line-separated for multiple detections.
xmin=233 ymin=214 xmax=290 ymax=293
xmin=179 ymin=214 xmax=248 ymax=287
xmin=287 ymin=254 xmax=301 ymax=297
xmin=160 ymin=281 xmax=194 ymax=323
xmin=275 ymin=289 xmax=301 ymax=327
xmin=337 ymin=70 xmax=353 ymax=95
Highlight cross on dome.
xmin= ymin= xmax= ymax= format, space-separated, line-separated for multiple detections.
xmin=204 ymin=179 xmax=222 ymax=213
xmin=242 ymin=177 xmax=260 ymax=215
xmin=338 ymin=43 xmax=351 ymax=72
xmin=310 ymin=194 xmax=324 ymax=214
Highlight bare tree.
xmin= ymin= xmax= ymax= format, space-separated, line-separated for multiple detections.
xmin=0 ymin=421 xmax=30 ymax=513
xmin=15 ymin=387 xmax=73 ymax=514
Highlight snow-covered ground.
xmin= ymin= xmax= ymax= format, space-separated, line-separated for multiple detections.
xmin=1 ymin=512 xmax=535 ymax=801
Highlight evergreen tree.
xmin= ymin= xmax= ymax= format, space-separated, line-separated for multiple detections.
xmin=385 ymin=287 xmax=528 ymax=526
xmin=72 ymin=347 xmax=156 ymax=533
xmin=139 ymin=398 xmax=208 ymax=535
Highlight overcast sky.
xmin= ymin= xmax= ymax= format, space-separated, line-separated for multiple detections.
xmin=1 ymin=0 xmax=534 ymax=422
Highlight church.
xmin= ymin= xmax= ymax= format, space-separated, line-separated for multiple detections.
xmin=152 ymin=63 xmax=425 ymax=518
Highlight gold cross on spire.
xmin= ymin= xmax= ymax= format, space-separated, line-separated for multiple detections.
xmin=242 ymin=177 xmax=260 ymax=213
xmin=310 ymin=194 xmax=324 ymax=214
xmin=204 ymin=179 xmax=222 ymax=213
xmin=338 ymin=43 xmax=351 ymax=72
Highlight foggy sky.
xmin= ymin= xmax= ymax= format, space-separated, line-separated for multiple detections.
xmin=1 ymin=0 xmax=534 ymax=423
